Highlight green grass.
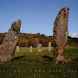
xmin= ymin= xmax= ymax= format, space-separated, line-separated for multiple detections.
xmin=15 ymin=47 xmax=78 ymax=59
xmin=0 ymin=47 xmax=78 ymax=78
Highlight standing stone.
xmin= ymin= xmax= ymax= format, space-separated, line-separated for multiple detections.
xmin=0 ymin=19 xmax=21 ymax=63
xmin=16 ymin=46 xmax=20 ymax=52
xmin=9 ymin=19 xmax=21 ymax=33
xmin=53 ymin=7 xmax=69 ymax=64
xmin=30 ymin=46 xmax=32 ymax=53
xmin=48 ymin=42 xmax=52 ymax=52
xmin=37 ymin=43 xmax=42 ymax=52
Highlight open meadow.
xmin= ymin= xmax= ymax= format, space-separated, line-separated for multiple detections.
xmin=0 ymin=47 xmax=78 ymax=78
xmin=15 ymin=47 xmax=78 ymax=60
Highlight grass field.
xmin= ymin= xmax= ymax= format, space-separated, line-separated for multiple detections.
xmin=0 ymin=47 xmax=78 ymax=78
xmin=15 ymin=47 xmax=78 ymax=60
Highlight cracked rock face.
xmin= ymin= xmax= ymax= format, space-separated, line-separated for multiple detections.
xmin=53 ymin=7 xmax=69 ymax=63
xmin=9 ymin=19 xmax=21 ymax=33
xmin=0 ymin=20 xmax=21 ymax=63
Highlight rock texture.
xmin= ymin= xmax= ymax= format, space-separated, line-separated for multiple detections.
xmin=53 ymin=7 xmax=69 ymax=64
xmin=9 ymin=19 xmax=21 ymax=33
xmin=0 ymin=20 xmax=21 ymax=63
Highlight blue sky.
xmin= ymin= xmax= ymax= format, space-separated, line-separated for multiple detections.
xmin=0 ymin=0 xmax=78 ymax=36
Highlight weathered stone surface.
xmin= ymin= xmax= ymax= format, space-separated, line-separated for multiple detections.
xmin=9 ymin=19 xmax=21 ymax=33
xmin=0 ymin=20 xmax=21 ymax=63
xmin=53 ymin=7 xmax=69 ymax=64
xmin=0 ymin=32 xmax=17 ymax=63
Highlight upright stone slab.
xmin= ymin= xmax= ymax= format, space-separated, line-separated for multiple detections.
xmin=53 ymin=7 xmax=69 ymax=64
xmin=30 ymin=46 xmax=32 ymax=53
xmin=9 ymin=19 xmax=21 ymax=33
xmin=16 ymin=46 xmax=20 ymax=53
xmin=0 ymin=20 xmax=21 ymax=63
xmin=37 ymin=43 xmax=42 ymax=52
xmin=48 ymin=42 xmax=52 ymax=52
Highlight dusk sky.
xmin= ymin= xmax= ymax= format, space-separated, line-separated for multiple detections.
xmin=0 ymin=0 xmax=78 ymax=37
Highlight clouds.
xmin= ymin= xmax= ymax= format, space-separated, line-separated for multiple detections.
xmin=69 ymin=33 xmax=78 ymax=38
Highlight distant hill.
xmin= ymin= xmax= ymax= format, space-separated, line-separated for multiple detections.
xmin=0 ymin=33 xmax=78 ymax=47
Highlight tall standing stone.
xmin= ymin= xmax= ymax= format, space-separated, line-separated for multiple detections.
xmin=37 ymin=43 xmax=42 ymax=52
xmin=30 ymin=46 xmax=32 ymax=53
xmin=53 ymin=7 xmax=69 ymax=64
xmin=48 ymin=42 xmax=52 ymax=52
xmin=9 ymin=19 xmax=21 ymax=33
xmin=0 ymin=19 xmax=21 ymax=63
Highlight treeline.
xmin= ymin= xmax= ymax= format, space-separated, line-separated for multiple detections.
xmin=17 ymin=33 xmax=53 ymax=47
xmin=0 ymin=33 xmax=78 ymax=47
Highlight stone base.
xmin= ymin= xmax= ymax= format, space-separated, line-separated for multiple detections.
xmin=56 ymin=55 xmax=65 ymax=64
xmin=56 ymin=55 xmax=72 ymax=64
